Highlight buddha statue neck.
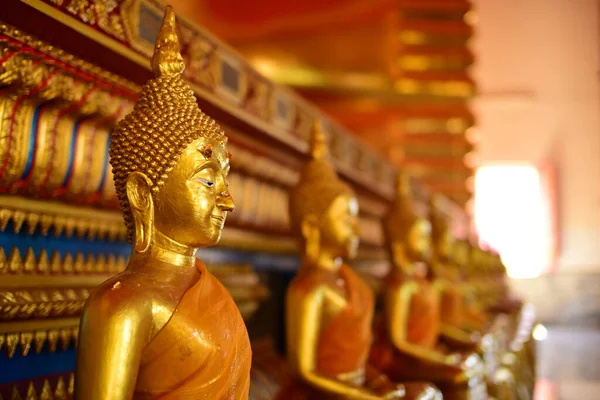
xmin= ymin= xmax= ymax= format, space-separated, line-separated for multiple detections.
xmin=74 ymin=7 xmax=251 ymax=399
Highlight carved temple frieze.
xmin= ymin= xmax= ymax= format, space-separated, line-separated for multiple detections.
xmin=4 ymin=0 xmax=397 ymax=200
xmin=0 ymin=372 xmax=75 ymax=399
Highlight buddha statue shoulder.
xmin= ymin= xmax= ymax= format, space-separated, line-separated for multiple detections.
xmin=279 ymin=122 xmax=438 ymax=400
xmin=74 ymin=7 xmax=251 ymax=399
xmin=369 ymin=175 xmax=485 ymax=399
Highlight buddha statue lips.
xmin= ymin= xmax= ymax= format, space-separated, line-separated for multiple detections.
xmin=74 ymin=6 xmax=251 ymax=400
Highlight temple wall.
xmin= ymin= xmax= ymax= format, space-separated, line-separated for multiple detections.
xmin=473 ymin=0 xmax=600 ymax=325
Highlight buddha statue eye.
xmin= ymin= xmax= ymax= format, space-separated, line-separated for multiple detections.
xmin=195 ymin=177 xmax=215 ymax=188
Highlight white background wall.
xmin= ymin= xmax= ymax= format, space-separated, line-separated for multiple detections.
xmin=472 ymin=0 xmax=600 ymax=272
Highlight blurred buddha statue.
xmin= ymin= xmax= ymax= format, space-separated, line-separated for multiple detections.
xmin=428 ymin=195 xmax=483 ymax=348
xmin=279 ymin=122 xmax=439 ymax=399
xmin=485 ymin=251 xmax=523 ymax=315
xmin=74 ymin=7 xmax=251 ymax=399
xmin=452 ymin=240 xmax=489 ymax=333
xmin=369 ymin=174 xmax=485 ymax=399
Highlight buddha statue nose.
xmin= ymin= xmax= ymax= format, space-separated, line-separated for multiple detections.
xmin=218 ymin=190 xmax=235 ymax=212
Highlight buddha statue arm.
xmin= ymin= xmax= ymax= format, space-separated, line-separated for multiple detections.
xmin=433 ymin=280 xmax=480 ymax=348
xmin=388 ymin=283 xmax=453 ymax=365
xmin=439 ymin=324 xmax=479 ymax=349
xmin=290 ymin=287 xmax=386 ymax=400
xmin=75 ymin=290 xmax=152 ymax=400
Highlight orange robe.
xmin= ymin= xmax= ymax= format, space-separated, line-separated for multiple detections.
xmin=370 ymin=275 xmax=453 ymax=382
xmin=370 ymin=275 xmax=486 ymax=399
xmin=134 ymin=260 xmax=252 ymax=399
xmin=278 ymin=264 xmax=375 ymax=399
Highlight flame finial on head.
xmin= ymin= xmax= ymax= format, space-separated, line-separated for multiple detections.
xmin=151 ymin=5 xmax=185 ymax=78
xmin=310 ymin=119 xmax=328 ymax=161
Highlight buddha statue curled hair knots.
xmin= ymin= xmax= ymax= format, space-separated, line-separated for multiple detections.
xmin=109 ymin=6 xmax=226 ymax=242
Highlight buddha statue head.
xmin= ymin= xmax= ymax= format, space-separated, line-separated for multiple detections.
xmin=384 ymin=173 xmax=431 ymax=276
xmin=429 ymin=194 xmax=454 ymax=264
xmin=109 ymin=6 xmax=234 ymax=254
xmin=289 ymin=121 xmax=359 ymax=265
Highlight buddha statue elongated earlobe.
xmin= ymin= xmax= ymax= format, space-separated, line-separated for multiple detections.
xmin=126 ymin=172 xmax=154 ymax=253
xmin=301 ymin=215 xmax=320 ymax=265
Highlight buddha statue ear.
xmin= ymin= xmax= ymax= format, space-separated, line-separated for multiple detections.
xmin=126 ymin=172 xmax=154 ymax=253
xmin=301 ymin=214 xmax=320 ymax=264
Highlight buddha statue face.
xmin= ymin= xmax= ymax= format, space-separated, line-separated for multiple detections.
xmin=125 ymin=137 xmax=233 ymax=251
xmin=435 ymin=229 xmax=454 ymax=261
xmin=317 ymin=194 xmax=360 ymax=260
xmin=150 ymin=138 xmax=232 ymax=247
xmin=407 ymin=218 xmax=432 ymax=261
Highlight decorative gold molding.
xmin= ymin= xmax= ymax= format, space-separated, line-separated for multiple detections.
xmin=0 ymin=247 xmax=127 ymax=276
xmin=0 ymin=196 xmax=126 ymax=241
xmin=1 ymin=373 xmax=75 ymax=400
xmin=0 ymin=319 xmax=79 ymax=357
xmin=0 ymin=20 xmax=140 ymax=93
xmin=0 ymin=50 xmax=133 ymax=120
xmin=7 ymin=5 xmax=397 ymax=201
xmin=0 ymin=287 xmax=90 ymax=321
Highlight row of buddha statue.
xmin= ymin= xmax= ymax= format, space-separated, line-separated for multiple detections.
xmin=73 ymin=7 xmax=534 ymax=399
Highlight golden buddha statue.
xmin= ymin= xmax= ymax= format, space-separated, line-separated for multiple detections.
xmin=428 ymin=196 xmax=482 ymax=347
xmin=369 ymin=174 xmax=485 ymax=399
xmin=279 ymin=122 xmax=439 ymax=399
xmin=452 ymin=240 xmax=489 ymax=333
xmin=74 ymin=7 xmax=251 ymax=399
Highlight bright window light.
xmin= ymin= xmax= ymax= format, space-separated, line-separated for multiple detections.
xmin=474 ymin=164 xmax=552 ymax=279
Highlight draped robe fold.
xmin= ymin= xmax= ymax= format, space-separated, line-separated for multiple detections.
xmin=134 ymin=260 xmax=252 ymax=399
xmin=277 ymin=264 xmax=375 ymax=399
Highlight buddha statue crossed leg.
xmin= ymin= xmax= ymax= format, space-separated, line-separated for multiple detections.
xmin=369 ymin=174 xmax=486 ymax=400
xmin=74 ymin=7 xmax=251 ymax=399
xmin=278 ymin=122 xmax=440 ymax=400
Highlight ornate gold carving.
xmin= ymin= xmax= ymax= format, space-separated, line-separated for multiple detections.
xmin=0 ymin=22 xmax=139 ymax=93
xmin=0 ymin=247 xmax=127 ymax=276
xmin=0 ymin=196 xmax=126 ymax=241
xmin=0 ymin=9 xmax=395 ymax=200
xmin=0 ymin=287 xmax=89 ymax=320
xmin=0 ymin=319 xmax=79 ymax=357
xmin=3 ymin=373 xmax=75 ymax=400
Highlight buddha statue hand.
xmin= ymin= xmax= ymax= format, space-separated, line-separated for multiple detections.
xmin=382 ymin=388 xmax=408 ymax=400
xmin=366 ymin=368 xmax=406 ymax=399
xmin=445 ymin=353 xmax=462 ymax=365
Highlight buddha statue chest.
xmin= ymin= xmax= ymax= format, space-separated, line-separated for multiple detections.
xmin=134 ymin=261 xmax=251 ymax=398
xmin=321 ymin=283 xmax=349 ymax=325
xmin=406 ymin=279 xmax=441 ymax=348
